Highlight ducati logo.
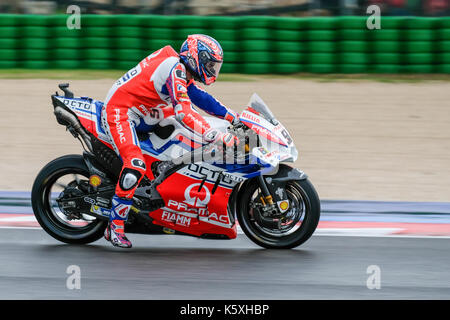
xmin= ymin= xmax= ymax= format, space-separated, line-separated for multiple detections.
xmin=184 ymin=183 xmax=210 ymax=207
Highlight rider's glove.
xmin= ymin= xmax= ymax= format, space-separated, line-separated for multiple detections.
xmin=224 ymin=110 xmax=241 ymax=126
xmin=203 ymin=128 xmax=240 ymax=148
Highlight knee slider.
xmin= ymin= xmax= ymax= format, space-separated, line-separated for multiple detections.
xmin=119 ymin=168 xmax=142 ymax=191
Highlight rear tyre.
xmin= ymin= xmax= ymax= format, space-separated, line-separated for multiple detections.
xmin=237 ymin=178 xmax=320 ymax=249
xmin=31 ymin=154 xmax=107 ymax=244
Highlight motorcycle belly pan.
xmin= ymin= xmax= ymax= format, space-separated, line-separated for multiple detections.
xmin=151 ymin=172 xmax=237 ymax=239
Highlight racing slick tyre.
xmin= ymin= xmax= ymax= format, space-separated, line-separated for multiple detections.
xmin=237 ymin=178 xmax=320 ymax=249
xmin=31 ymin=154 xmax=107 ymax=244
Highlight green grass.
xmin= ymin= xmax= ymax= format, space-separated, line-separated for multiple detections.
xmin=0 ymin=69 xmax=258 ymax=81
xmin=286 ymin=73 xmax=450 ymax=83
xmin=0 ymin=69 xmax=125 ymax=80
xmin=227 ymin=73 xmax=450 ymax=83
xmin=0 ymin=69 xmax=449 ymax=83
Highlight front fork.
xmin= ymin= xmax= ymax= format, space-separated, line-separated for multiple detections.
xmin=257 ymin=168 xmax=297 ymax=215
xmin=254 ymin=175 xmax=285 ymax=227
xmin=257 ymin=175 xmax=275 ymax=206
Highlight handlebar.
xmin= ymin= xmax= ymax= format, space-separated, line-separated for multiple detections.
xmin=172 ymin=122 xmax=250 ymax=166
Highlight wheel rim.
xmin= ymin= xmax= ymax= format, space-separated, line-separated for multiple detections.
xmin=243 ymin=181 xmax=311 ymax=242
xmin=40 ymin=168 xmax=104 ymax=237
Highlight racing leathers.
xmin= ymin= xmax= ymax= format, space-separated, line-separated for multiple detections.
xmin=101 ymin=45 xmax=239 ymax=247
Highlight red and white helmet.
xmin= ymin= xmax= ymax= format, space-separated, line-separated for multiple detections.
xmin=179 ymin=34 xmax=223 ymax=85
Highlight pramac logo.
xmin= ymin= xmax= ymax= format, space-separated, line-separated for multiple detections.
xmin=184 ymin=183 xmax=210 ymax=207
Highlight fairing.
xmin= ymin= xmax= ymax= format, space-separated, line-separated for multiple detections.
xmin=53 ymin=92 xmax=298 ymax=239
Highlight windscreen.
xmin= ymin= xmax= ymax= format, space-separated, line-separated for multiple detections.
xmin=247 ymin=93 xmax=278 ymax=124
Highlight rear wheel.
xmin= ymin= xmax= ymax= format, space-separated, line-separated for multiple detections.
xmin=31 ymin=154 xmax=107 ymax=244
xmin=237 ymin=178 xmax=320 ymax=249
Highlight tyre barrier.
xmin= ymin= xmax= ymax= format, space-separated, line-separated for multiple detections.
xmin=0 ymin=14 xmax=449 ymax=73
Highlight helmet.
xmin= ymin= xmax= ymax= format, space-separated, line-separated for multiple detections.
xmin=179 ymin=34 xmax=223 ymax=85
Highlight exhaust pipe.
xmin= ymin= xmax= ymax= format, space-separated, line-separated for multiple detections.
xmin=54 ymin=106 xmax=93 ymax=153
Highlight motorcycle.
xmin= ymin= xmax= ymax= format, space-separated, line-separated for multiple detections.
xmin=31 ymin=83 xmax=320 ymax=249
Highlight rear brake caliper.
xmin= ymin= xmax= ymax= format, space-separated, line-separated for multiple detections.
xmin=56 ymin=187 xmax=84 ymax=220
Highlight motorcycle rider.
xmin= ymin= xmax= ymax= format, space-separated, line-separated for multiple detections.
xmin=102 ymin=34 xmax=240 ymax=248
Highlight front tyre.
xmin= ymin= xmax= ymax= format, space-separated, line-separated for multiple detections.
xmin=237 ymin=178 xmax=320 ymax=249
xmin=31 ymin=154 xmax=107 ymax=244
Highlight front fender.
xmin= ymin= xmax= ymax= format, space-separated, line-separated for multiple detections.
xmin=265 ymin=164 xmax=308 ymax=202
xmin=267 ymin=163 xmax=308 ymax=182
xmin=235 ymin=164 xmax=308 ymax=211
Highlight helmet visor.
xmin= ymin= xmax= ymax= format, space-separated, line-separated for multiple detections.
xmin=199 ymin=50 xmax=222 ymax=78
xmin=205 ymin=60 xmax=222 ymax=77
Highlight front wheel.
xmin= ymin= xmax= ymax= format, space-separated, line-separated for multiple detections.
xmin=237 ymin=178 xmax=320 ymax=249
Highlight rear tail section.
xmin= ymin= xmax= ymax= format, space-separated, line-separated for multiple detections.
xmin=52 ymin=83 xmax=107 ymax=144
xmin=51 ymin=83 xmax=123 ymax=178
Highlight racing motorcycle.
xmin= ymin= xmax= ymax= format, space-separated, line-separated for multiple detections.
xmin=31 ymin=83 xmax=320 ymax=249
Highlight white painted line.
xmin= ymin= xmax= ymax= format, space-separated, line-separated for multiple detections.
xmin=0 ymin=216 xmax=37 ymax=222
xmin=1 ymin=224 xmax=450 ymax=239
xmin=314 ymin=228 xmax=403 ymax=237
xmin=0 ymin=226 xmax=41 ymax=230
xmin=313 ymin=233 xmax=450 ymax=239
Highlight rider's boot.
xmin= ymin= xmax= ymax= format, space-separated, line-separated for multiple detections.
xmin=104 ymin=195 xmax=133 ymax=248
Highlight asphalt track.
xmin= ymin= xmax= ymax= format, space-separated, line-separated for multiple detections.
xmin=1 ymin=192 xmax=450 ymax=299
xmin=1 ymin=228 xmax=449 ymax=300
